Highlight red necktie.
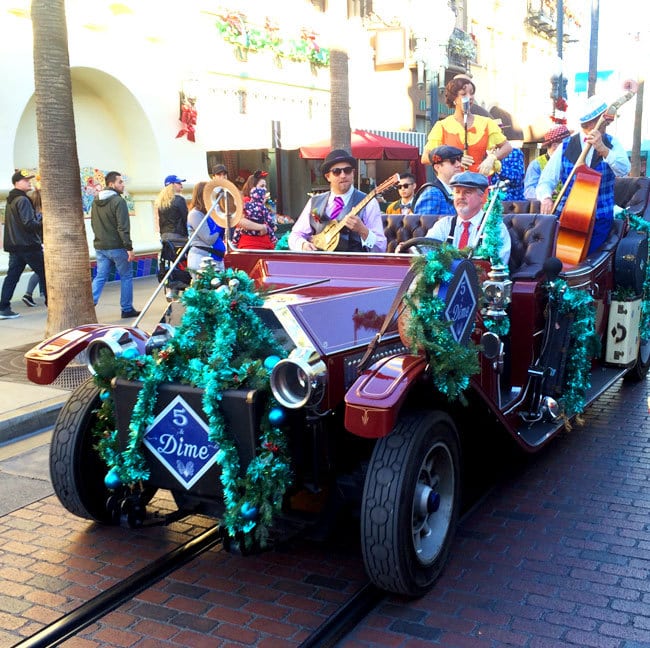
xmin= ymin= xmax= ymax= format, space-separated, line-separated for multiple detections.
xmin=458 ymin=220 xmax=471 ymax=248
xmin=330 ymin=196 xmax=344 ymax=220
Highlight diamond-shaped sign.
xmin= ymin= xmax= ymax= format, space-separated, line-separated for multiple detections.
xmin=144 ymin=394 xmax=219 ymax=490
xmin=437 ymin=259 xmax=479 ymax=345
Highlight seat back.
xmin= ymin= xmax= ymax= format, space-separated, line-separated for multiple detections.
xmin=383 ymin=214 xmax=442 ymax=253
xmin=503 ymin=213 xmax=558 ymax=280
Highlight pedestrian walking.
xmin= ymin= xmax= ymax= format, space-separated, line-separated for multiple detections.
xmin=0 ymin=170 xmax=47 ymax=319
xmin=90 ymin=171 xmax=140 ymax=318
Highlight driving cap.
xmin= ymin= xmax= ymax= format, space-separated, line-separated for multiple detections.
xmin=12 ymin=170 xmax=35 ymax=184
xmin=543 ymin=124 xmax=572 ymax=146
xmin=578 ymin=95 xmax=607 ymax=124
xmin=212 ymin=164 xmax=227 ymax=176
xmin=449 ymin=171 xmax=489 ymax=191
xmin=320 ymin=149 xmax=356 ymax=175
xmin=164 ymin=174 xmax=186 ymax=186
xmin=429 ymin=145 xmax=463 ymax=165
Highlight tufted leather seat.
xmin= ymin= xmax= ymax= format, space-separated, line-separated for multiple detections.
xmin=383 ymin=214 xmax=441 ymax=253
xmin=614 ymin=176 xmax=650 ymax=218
xmin=383 ymin=212 xmax=558 ymax=280
xmin=502 ymin=213 xmax=558 ymax=280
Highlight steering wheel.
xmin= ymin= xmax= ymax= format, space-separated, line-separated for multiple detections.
xmin=397 ymin=237 xmax=442 ymax=254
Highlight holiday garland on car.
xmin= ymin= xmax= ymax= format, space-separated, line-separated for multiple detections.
xmin=404 ymin=245 xmax=480 ymax=401
xmin=618 ymin=210 xmax=650 ymax=341
xmin=475 ymin=187 xmax=511 ymax=336
xmin=545 ymin=277 xmax=599 ymax=419
xmin=92 ymin=267 xmax=291 ymax=547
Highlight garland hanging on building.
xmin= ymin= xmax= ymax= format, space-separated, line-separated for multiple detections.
xmin=92 ymin=267 xmax=291 ymax=547
xmin=404 ymin=245 xmax=480 ymax=402
xmin=213 ymin=11 xmax=329 ymax=69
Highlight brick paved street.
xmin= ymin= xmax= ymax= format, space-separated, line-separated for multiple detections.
xmin=344 ymin=377 xmax=650 ymax=647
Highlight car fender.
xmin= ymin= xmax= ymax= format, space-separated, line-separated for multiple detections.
xmin=25 ymin=324 xmax=149 ymax=385
xmin=344 ymin=353 xmax=428 ymax=438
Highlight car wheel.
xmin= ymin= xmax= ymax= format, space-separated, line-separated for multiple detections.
xmin=624 ymin=336 xmax=650 ymax=382
xmin=361 ymin=410 xmax=461 ymax=597
xmin=49 ymin=378 xmax=155 ymax=522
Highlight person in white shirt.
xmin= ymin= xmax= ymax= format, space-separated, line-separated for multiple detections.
xmin=289 ymin=149 xmax=387 ymax=252
xmin=426 ymin=171 xmax=511 ymax=265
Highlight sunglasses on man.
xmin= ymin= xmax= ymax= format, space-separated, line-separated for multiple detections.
xmin=329 ymin=166 xmax=355 ymax=176
xmin=397 ymin=183 xmax=414 ymax=189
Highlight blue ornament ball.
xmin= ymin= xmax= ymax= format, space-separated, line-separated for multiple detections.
xmin=264 ymin=355 xmax=281 ymax=370
xmin=240 ymin=502 xmax=258 ymax=520
xmin=268 ymin=407 xmax=286 ymax=426
xmin=122 ymin=347 xmax=139 ymax=360
xmin=104 ymin=468 xmax=122 ymax=490
xmin=99 ymin=389 xmax=110 ymax=401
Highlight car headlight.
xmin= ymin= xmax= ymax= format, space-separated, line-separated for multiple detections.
xmin=86 ymin=328 xmax=140 ymax=375
xmin=270 ymin=347 xmax=326 ymax=409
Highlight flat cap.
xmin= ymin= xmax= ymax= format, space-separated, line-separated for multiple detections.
xmin=449 ymin=171 xmax=489 ymax=190
xmin=429 ymin=145 xmax=463 ymax=165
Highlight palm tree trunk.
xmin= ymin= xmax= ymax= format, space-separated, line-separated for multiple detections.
xmin=31 ymin=0 xmax=96 ymax=338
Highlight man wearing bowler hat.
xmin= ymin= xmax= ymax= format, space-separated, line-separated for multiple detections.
xmin=413 ymin=145 xmax=464 ymax=215
xmin=425 ymin=171 xmax=510 ymax=265
xmin=537 ymin=95 xmax=630 ymax=255
xmin=289 ymin=149 xmax=386 ymax=252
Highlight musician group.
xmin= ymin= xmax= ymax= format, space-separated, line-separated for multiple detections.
xmin=288 ymin=75 xmax=634 ymax=263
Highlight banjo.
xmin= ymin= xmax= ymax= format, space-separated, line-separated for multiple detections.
xmin=311 ymin=173 xmax=400 ymax=251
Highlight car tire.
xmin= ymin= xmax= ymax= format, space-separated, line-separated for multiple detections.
xmin=360 ymin=410 xmax=461 ymax=597
xmin=624 ymin=336 xmax=650 ymax=382
xmin=49 ymin=378 xmax=155 ymax=522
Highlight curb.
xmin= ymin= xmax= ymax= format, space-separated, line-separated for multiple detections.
xmin=0 ymin=395 xmax=69 ymax=445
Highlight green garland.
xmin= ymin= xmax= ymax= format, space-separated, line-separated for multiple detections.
xmin=545 ymin=278 xmax=600 ymax=418
xmin=475 ymin=188 xmax=511 ymax=337
xmin=617 ymin=210 xmax=650 ymax=341
xmin=93 ymin=267 xmax=291 ymax=547
xmin=405 ymin=245 xmax=480 ymax=402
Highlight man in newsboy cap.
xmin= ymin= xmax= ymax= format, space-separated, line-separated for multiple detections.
xmin=413 ymin=145 xmax=464 ymax=215
xmin=424 ymin=170 xmax=511 ymax=264
xmin=289 ymin=148 xmax=387 ymax=252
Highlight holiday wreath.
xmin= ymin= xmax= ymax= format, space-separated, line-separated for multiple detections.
xmin=92 ymin=267 xmax=291 ymax=547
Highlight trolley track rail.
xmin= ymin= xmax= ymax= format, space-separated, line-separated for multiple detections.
xmin=15 ymin=525 xmax=223 ymax=648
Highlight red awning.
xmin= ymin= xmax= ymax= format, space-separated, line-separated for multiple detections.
xmin=299 ymin=129 xmax=420 ymax=161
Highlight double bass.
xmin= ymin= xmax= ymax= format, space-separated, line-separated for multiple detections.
xmin=553 ymin=80 xmax=638 ymax=266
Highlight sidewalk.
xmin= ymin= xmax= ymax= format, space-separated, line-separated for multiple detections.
xmin=0 ymin=274 xmax=169 ymax=444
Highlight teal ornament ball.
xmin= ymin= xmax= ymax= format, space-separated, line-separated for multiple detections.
xmin=122 ymin=347 xmax=139 ymax=359
xmin=268 ymin=407 xmax=286 ymax=426
xmin=99 ymin=389 xmax=110 ymax=401
xmin=240 ymin=502 xmax=258 ymax=520
xmin=104 ymin=468 xmax=122 ymax=489
xmin=264 ymin=355 xmax=281 ymax=370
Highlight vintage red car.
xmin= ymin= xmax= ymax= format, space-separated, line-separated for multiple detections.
xmin=25 ymin=179 xmax=650 ymax=597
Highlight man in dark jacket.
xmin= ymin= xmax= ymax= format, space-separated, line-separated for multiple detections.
xmin=0 ymin=170 xmax=46 ymax=319
xmin=90 ymin=171 xmax=139 ymax=318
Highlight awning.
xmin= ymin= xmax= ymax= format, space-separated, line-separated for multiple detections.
xmin=300 ymin=129 xmax=421 ymax=161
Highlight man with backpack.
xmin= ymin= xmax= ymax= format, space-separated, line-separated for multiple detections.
xmin=0 ymin=170 xmax=46 ymax=319
xmin=90 ymin=171 xmax=139 ymax=318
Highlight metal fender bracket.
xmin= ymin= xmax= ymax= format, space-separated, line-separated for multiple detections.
xmin=344 ymin=354 xmax=427 ymax=439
